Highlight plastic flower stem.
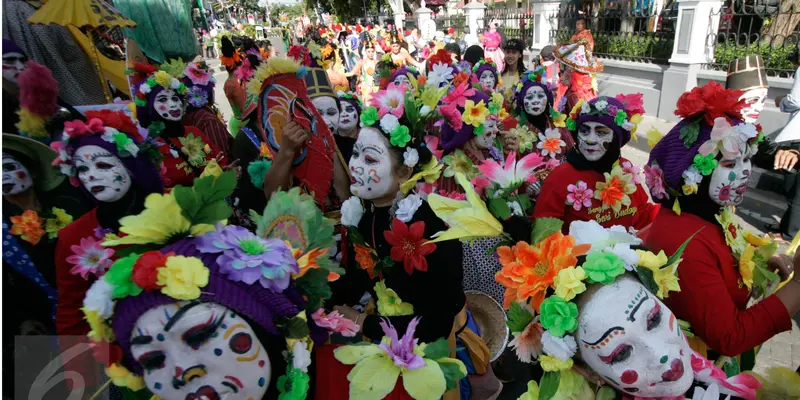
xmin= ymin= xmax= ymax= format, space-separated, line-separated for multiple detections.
xmin=88 ymin=379 xmax=112 ymax=400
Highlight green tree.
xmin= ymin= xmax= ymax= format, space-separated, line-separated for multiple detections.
xmin=269 ymin=3 xmax=306 ymax=25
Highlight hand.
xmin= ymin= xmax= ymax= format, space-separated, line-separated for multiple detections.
xmin=281 ymin=121 xmax=311 ymax=153
xmin=333 ymin=305 xmax=363 ymax=325
xmin=774 ymin=149 xmax=799 ymax=171
xmin=768 ymin=254 xmax=794 ymax=281
xmin=224 ymin=158 xmax=242 ymax=179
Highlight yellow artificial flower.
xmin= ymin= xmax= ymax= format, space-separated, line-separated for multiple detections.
xmin=203 ymin=144 xmax=211 ymax=154
xmin=629 ymin=113 xmax=644 ymax=137
xmin=519 ymin=381 xmax=540 ymax=400
xmin=307 ymin=42 xmax=322 ymax=60
xmin=509 ymin=125 xmax=537 ymax=152
xmin=16 ymin=108 xmax=48 ymax=138
xmin=553 ymin=266 xmax=587 ymax=301
xmin=552 ymin=111 xmax=567 ymax=128
xmin=540 ymin=355 xmax=573 ymax=372
xmin=673 ymin=198 xmax=682 ymax=216
xmin=744 ymin=231 xmax=771 ymax=247
xmin=462 ymin=99 xmax=490 ymax=127
xmin=569 ymin=98 xmax=585 ymax=118
xmin=428 ymin=172 xmax=503 ymax=242
xmin=636 ymin=250 xmax=668 ymax=270
xmin=739 ymin=244 xmax=756 ymax=290
xmin=419 ymin=84 xmax=446 ymax=110
xmin=653 ymin=264 xmax=681 ymax=299
xmin=179 ymin=133 xmax=207 ymax=167
xmin=106 ymin=363 xmax=145 ymax=391
xmin=594 ymin=166 xmax=636 ymax=213
xmin=375 ymin=280 xmax=414 ymax=316
xmin=200 ymin=159 xmax=223 ymax=178
xmin=647 ymin=128 xmax=663 ymax=149
xmin=104 ymin=193 xmax=209 ymax=246
xmin=497 ymin=107 xmax=510 ymax=121
xmin=153 ymin=71 xmax=172 ymax=88
xmin=491 ymin=91 xmax=504 ymax=108
xmin=44 ymin=208 xmax=73 ymax=239
xmin=157 ymin=256 xmax=210 ymax=300
xmin=401 ymin=157 xmax=443 ymax=194
xmin=682 ymin=183 xmax=698 ymax=195
xmin=83 ymin=308 xmax=115 ymax=342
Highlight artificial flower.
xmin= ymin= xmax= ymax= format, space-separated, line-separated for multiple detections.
xmin=636 ymin=249 xmax=668 ymax=270
xmin=187 ymin=85 xmax=209 ymax=108
xmin=153 ymin=71 xmax=172 ymax=88
xmin=340 ymin=196 xmax=364 ymax=227
xmin=733 ymin=123 xmax=758 ymax=142
xmin=183 ymin=62 xmax=211 ymax=86
xmin=442 ymin=149 xmax=478 ymax=179
xmin=44 ymin=208 xmax=72 ymax=239
xmin=621 ymin=161 xmax=642 ymax=185
xmin=103 ymin=193 xmax=208 ymax=246
xmin=698 ymin=117 xmax=742 ymax=159
xmin=582 ymin=251 xmax=625 ymax=284
xmin=104 ymin=253 xmax=143 ymax=298
xmin=552 ymin=111 xmax=567 ymax=129
xmin=311 ymin=309 xmax=360 ymax=337
xmin=106 ymin=363 xmax=145 ymax=391
xmin=390 ymin=125 xmax=411 ymax=147
xmin=478 ymin=151 xmax=544 ymax=189
xmin=738 ymin=244 xmax=756 ymax=290
xmin=360 ymin=106 xmax=379 ymax=126
xmin=443 ymin=83 xmax=476 ymax=108
xmin=508 ymin=319 xmax=544 ymax=363
xmin=380 ymin=114 xmax=400 ymax=133
xmin=67 ymin=236 xmax=115 ymax=279
xmin=611 ymin=243 xmax=641 ymax=271
xmin=371 ymin=84 xmax=406 ymax=118
xmin=427 ymin=62 xmax=455 ymax=88
xmin=644 ymin=163 xmax=668 ymax=200
xmin=453 ymin=71 xmax=470 ymax=87
xmin=614 ymin=110 xmax=628 ymax=126
xmin=276 ymin=365 xmax=310 ymax=400
xmin=553 ymin=266 xmax=587 ymax=301
xmin=83 ymin=279 xmax=115 ymax=318
xmin=508 ymin=201 xmax=524 ymax=216
xmin=84 ymin=308 xmax=114 ymax=342
xmin=508 ymin=125 xmax=537 ymax=152
xmin=462 ymin=99 xmax=490 ymax=127
xmin=403 ymin=147 xmax=419 ymax=167
xmin=541 ymin=331 xmax=577 ymax=360
xmin=519 ymin=381 xmax=540 ymax=400
xmin=683 ymin=166 xmax=703 ymax=185
xmin=438 ymin=103 xmax=463 ymax=131
xmin=539 ymin=296 xmax=578 ymax=337
xmin=384 ymin=219 xmax=437 ymax=275
xmin=428 ymin=173 xmax=504 ymax=243
xmin=653 ymin=264 xmax=681 ymax=299
xmin=292 ymin=340 xmax=312 ymax=372
xmin=375 ymin=280 xmax=415 ymax=316
xmin=616 ymin=93 xmax=646 ymax=116
xmin=744 ymin=231 xmax=771 ymax=247
xmin=675 ymin=81 xmax=744 ymax=125
xmin=647 ymin=127 xmax=663 ymax=149
xmin=569 ymin=220 xmax=642 ymax=252
xmin=112 ymin=132 xmax=139 ymax=157
xmin=594 ymin=166 xmax=636 ymax=212
xmin=419 ymin=84 xmax=446 ymax=110
xmin=131 ymin=251 xmax=169 ymax=291
xmin=693 ymin=153 xmax=719 ymax=176
xmin=89 ymin=340 xmax=124 ymax=367
xmin=580 ymin=101 xmax=590 ymax=114
xmin=498 ymin=107 xmax=511 ymax=122
xmin=401 ymin=157 xmax=443 ymax=194
xmin=10 ymin=210 xmax=45 ymax=245
xmin=540 ymin=355 xmax=574 ymax=372
xmin=683 ymin=183 xmax=699 ymax=195
xmin=354 ymin=244 xmax=377 ymax=277
xmin=156 ymin=255 xmax=210 ymax=300
xmin=179 ymin=133 xmax=207 ymax=167
xmin=537 ymin=129 xmax=567 ymax=158
xmin=395 ymin=194 xmax=423 ymax=223
xmin=566 ymin=181 xmax=594 ymax=211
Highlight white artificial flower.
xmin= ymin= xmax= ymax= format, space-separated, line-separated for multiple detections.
xmin=380 ymin=114 xmax=400 ymax=134
xmin=691 ymin=383 xmax=728 ymax=400
xmin=682 ymin=166 xmax=703 ymax=186
xmin=403 ymin=148 xmax=419 ymax=168
xmin=569 ymin=220 xmax=642 ymax=251
xmin=59 ymin=164 xmax=74 ymax=176
xmin=508 ymin=201 xmax=524 ymax=217
xmin=169 ymin=149 xmax=179 ymax=158
xmin=580 ymin=101 xmax=591 ymax=114
xmin=170 ymin=77 xmax=181 ymax=90
xmin=537 ymin=129 xmax=567 ymax=158
xmin=621 ymin=121 xmax=636 ymax=131
xmin=336 ymin=90 xmax=347 ymax=97
xmin=420 ymin=105 xmax=431 ymax=116
xmin=125 ymin=142 xmax=140 ymax=157
xmin=427 ymin=63 xmax=454 ymax=87
xmin=395 ymin=194 xmax=423 ymax=223
xmin=291 ymin=341 xmax=312 ymax=373
xmin=541 ymin=331 xmax=577 ymax=361
xmin=595 ymin=100 xmax=608 ymax=111
xmin=609 ymin=243 xmax=640 ymax=271
xmin=83 ymin=279 xmax=115 ymax=319
xmin=139 ymin=84 xmax=151 ymax=95
xmin=733 ymin=123 xmax=758 ymax=141
xmin=340 ymin=196 xmax=364 ymax=227
xmin=100 ymin=127 xmax=118 ymax=143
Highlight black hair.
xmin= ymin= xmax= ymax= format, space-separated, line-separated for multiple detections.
xmin=444 ymin=43 xmax=461 ymax=60
xmin=501 ymin=52 xmax=525 ymax=76
xmin=220 ymin=36 xmax=240 ymax=73
xmin=463 ymin=45 xmax=485 ymax=66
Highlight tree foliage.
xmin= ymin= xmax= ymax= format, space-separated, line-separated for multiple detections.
xmin=269 ymin=3 xmax=306 ymax=25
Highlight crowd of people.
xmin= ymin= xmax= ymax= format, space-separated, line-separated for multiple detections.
xmin=4 ymin=10 xmax=800 ymax=400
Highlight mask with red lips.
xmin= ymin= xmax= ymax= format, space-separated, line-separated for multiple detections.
xmin=73 ymin=145 xmax=132 ymax=203
xmin=154 ymin=88 xmax=186 ymax=122
xmin=2 ymin=154 xmax=33 ymax=196
xmin=709 ymin=153 xmax=752 ymax=207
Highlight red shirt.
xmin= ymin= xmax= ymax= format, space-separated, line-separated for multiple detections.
xmin=645 ymin=208 xmax=791 ymax=356
xmin=534 ymin=159 xmax=659 ymax=231
xmin=157 ymin=126 xmax=226 ymax=188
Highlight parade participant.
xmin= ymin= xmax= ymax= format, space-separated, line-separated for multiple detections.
xmin=511 ymin=68 xmax=572 ymax=151
xmin=534 ymin=95 xmax=658 ymax=231
xmin=496 ymin=219 xmax=762 ymax=400
xmin=321 ymin=42 xmax=350 ymax=92
xmin=498 ymin=38 xmax=526 ymax=104
xmin=179 ymin=60 xmax=231 ymax=156
xmin=336 ymin=91 xmax=361 ymax=162
xmin=569 ymin=14 xmax=595 ymax=52
xmin=220 ymin=36 xmax=247 ymax=134
xmin=389 ymin=32 xmax=423 ymax=69
xmin=2 ymin=39 xmax=27 ymax=133
xmin=345 ymin=36 xmax=380 ymax=103
xmin=472 ymin=58 xmax=500 ymax=92
xmin=554 ymin=42 xmax=602 ymax=113
xmin=644 ymin=82 xmax=799 ymax=373
xmin=463 ymin=44 xmax=485 ymax=68
xmin=427 ymin=48 xmax=460 ymax=90
xmin=483 ymin=21 xmax=505 ymax=73
xmin=390 ymin=65 xmax=420 ymax=87
xmin=9 ymin=60 xmax=62 ymax=142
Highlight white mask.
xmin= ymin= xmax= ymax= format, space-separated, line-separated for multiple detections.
xmin=153 ymin=88 xmax=185 ymax=122
xmin=393 ymin=74 xmax=411 ymax=87
xmin=2 ymin=52 xmax=26 ymax=84
xmin=312 ymin=96 xmax=340 ymax=134
xmin=474 ymin=118 xmax=498 ymax=149
xmin=2 ymin=154 xmax=34 ymax=196
xmin=349 ymin=128 xmax=396 ymax=200
xmin=577 ymin=276 xmax=693 ymax=398
xmin=709 ymin=153 xmax=752 ymax=206
xmin=338 ymin=101 xmax=359 ymax=133
xmin=73 ymin=145 xmax=132 ymax=202
xmin=130 ymin=302 xmax=270 ymax=400
xmin=738 ymin=88 xmax=768 ymax=123
xmin=523 ymin=85 xmax=548 ymax=116
xmin=479 ymin=70 xmax=496 ymax=89
xmin=577 ymin=121 xmax=614 ymax=161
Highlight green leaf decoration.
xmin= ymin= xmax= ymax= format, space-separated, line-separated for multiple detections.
xmin=347 ymin=226 xmax=367 ymax=246
xmin=423 ymin=338 xmax=450 ymax=360
xmin=295 ymin=268 xmax=332 ymax=311
xmin=539 ymin=371 xmax=561 ymax=400
xmin=172 ymin=171 xmax=236 ymax=226
xmin=282 ymin=316 xmax=311 ymax=339
xmin=677 ymin=319 xmax=695 ymax=338
xmin=755 ymin=240 xmax=779 ymax=260
xmin=679 ymin=121 xmax=700 ymax=149
xmin=517 ymin=194 xmax=533 ymax=213
xmin=636 ymin=266 xmax=659 ymax=295
xmin=488 ymin=197 xmax=512 ymax=220
xmin=404 ymin=91 xmax=420 ymax=132
xmin=531 ymin=217 xmax=564 ymax=245
xmin=596 ymin=386 xmax=617 ymax=400
xmin=665 ymin=228 xmax=703 ymax=268
xmin=507 ymin=301 xmax=535 ymax=333
xmin=437 ymin=361 xmax=466 ymax=391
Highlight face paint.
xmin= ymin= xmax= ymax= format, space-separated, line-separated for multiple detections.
xmin=131 ymin=302 xmax=270 ymax=400
xmin=474 ymin=118 xmax=499 ymax=149
xmin=738 ymin=88 xmax=768 ymax=123
xmin=577 ymin=276 xmax=693 ymax=398
xmin=312 ymin=96 xmax=340 ymax=134
xmin=709 ymin=153 xmax=752 ymax=206
xmin=577 ymin=121 xmax=614 ymax=161
xmin=73 ymin=145 xmax=132 ymax=203
xmin=393 ymin=74 xmax=410 ymax=87
xmin=338 ymin=101 xmax=359 ymax=133
xmin=153 ymin=89 xmax=185 ymax=122
xmin=2 ymin=52 xmax=26 ymax=84
xmin=349 ymin=128 xmax=397 ymax=200
xmin=479 ymin=70 xmax=496 ymax=89
xmin=523 ymin=85 xmax=548 ymax=116
xmin=2 ymin=154 xmax=33 ymax=196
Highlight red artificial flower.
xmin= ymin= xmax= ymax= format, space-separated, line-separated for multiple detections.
xmin=384 ymin=219 xmax=437 ymax=275
xmin=85 ymin=110 xmax=140 ymax=138
xmin=615 ymin=93 xmax=645 ymax=116
xmin=89 ymin=340 xmax=123 ymax=367
xmin=131 ymin=251 xmax=173 ymax=290
xmin=502 ymin=116 xmax=520 ymax=131
xmin=675 ymin=81 xmax=745 ymax=124
xmin=287 ymin=45 xmax=312 ymax=67
xmin=427 ymin=49 xmax=452 ymax=71
xmin=453 ymin=72 xmax=470 ymax=88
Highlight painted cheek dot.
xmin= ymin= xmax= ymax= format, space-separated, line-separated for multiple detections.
xmin=157 ymin=333 xmax=165 ymax=342
xmin=229 ymin=332 xmax=253 ymax=354
xmin=154 ymin=382 xmax=162 ymax=390
xmin=660 ymin=355 xmax=668 ymax=364
xmin=620 ymin=370 xmax=639 ymax=385
xmin=214 ymin=348 xmax=223 ymax=356
xmin=258 ymin=377 xmax=266 ymax=387
xmin=258 ymin=360 xmax=265 ymax=368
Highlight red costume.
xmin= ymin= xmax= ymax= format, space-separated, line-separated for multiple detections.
xmin=182 ymin=106 xmax=231 ymax=156
xmin=157 ymin=126 xmax=226 ymax=188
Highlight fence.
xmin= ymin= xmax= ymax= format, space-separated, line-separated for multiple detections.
xmin=483 ymin=9 xmax=535 ymax=41
xmin=434 ymin=14 xmax=467 ymax=36
xmin=703 ymin=0 xmax=799 ymax=78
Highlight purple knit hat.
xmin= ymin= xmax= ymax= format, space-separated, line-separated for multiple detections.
xmin=646 ymin=118 xmax=716 ymax=201
xmin=439 ymin=91 xmax=491 ymax=153
xmin=515 ymin=81 xmax=554 ymax=120
xmin=3 ymin=39 xmax=25 ymax=56
xmin=391 ymin=66 xmax=420 ymax=84
xmin=134 ymin=84 xmax=186 ymax=128
xmin=574 ymin=97 xmax=632 ymax=148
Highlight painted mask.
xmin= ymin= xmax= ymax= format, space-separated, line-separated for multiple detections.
xmin=312 ymin=96 xmax=340 ymax=134
xmin=479 ymin=70 xmax=496 ymax=90
xmin=393 ymin=74 xmax=411 ymax=87
xmin=577 ymin=276 xmax=693 ymax=398
xmin=738 ymin=88 xmax=768 ymax=123
xmin=523 ymin=85 xmax=548 ymax=116
xmin=2 ymin=52 xmax=26 ymax=84
xmin=73 ymin=145 xmax=132 ymax=203
xmin=709 ymin=152 xmax=751 ymax=206
xmin=153 ymin=88 xmax=185 ymax=122
xmin=130 ymin=302 xmax=270 ymax=400
xmin=2 ymin=154 xmax=33 ymax=196
xmin=338 ymin=101 xmax=359 ymax=133
xmin=577 ymin=121 xmax=614 ymax=161
xmin=349 ymin=128 xmax=396 ymax=200
xmin=474 ymin=118 xmax=499 ymax=149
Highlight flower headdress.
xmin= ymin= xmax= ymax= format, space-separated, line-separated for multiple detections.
xmin=50 ymin=118 xmax=148 ymax=178
xmin=438 ymin=86 xmax=509 ymax=152
xmin=566 ymin=94 xmax=645 ymax=147
xmin=181 ymin=61 xmax=217 ymax=109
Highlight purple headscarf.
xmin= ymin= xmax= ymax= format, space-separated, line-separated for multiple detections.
xmin=473 ymin=62 xmax=498 ymax=89
xmin=391 ymin=66 xmax=420 ymax=84
xmin=3 ymin=39 xmax=25 ymax=56
xmin=647 ymin=118 xmax=717 ymax=200
xmin=440 ymin=91 xmax=491 ymax=152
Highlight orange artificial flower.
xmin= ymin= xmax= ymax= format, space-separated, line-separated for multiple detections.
xmin=321 ymin=44 xmax=334 ymax=59
xmin=417 ymin=74 xmax=427 ymax=86
xmin=221 ymin=49 xmax=242 ymax=69
xmin=453 ymin=71 xmax=470 ymax=87
xmin=354 ymin=244 xmax=378 ymax=278
xmin=290 ymin=246 xmax=328 ymax=278
xmin=259 ymin=142 xmax=272 ymax=158
xmin=495 ymin=233 xmax=590 ymax=311
xmin=594 ymin=167 xmax=636 ymax=213
xmin=10 ymin=210 xmax=45 ymax=245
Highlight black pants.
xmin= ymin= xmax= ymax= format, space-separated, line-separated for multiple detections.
xmin=204 ymin=46 xmax=215 ymax=58
xmin=780 ymin=171 xmax=800 ymax=239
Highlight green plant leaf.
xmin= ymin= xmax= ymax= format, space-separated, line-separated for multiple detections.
xmin=282 ymin=316 xmax=310 ymax=339
xmin=488 ymin=197 xmax=512 ymax=220
xmin=423 ymin=338 xmax=450 ymax=360
xmin=596 ymin=386 xmax=617 ymax=400
xmin=665 ymin=228 xmax=702 ymax=268
xmin=539 ymin=371 xmax=561 ymax=400
xmin=295 ymin=268 xmax=332 ymax=311
xmin=679 ymin=121 xmax=700 ymax=149
xmin=437 ymin=360 xmax=467 ymax=391
xmin=636 ymin=266 xmax=659 ymax=295
xmin=678 ymin=319 xmax=695 ymax=338
xmin=507 ymin=301 xmax=535 ymax=333
xmin=531 ymin=217 xmax=564 ymax=245
xmin=172 ymin=171 xmax=236 ymax=225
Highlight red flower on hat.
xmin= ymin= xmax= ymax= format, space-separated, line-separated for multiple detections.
xmin=288 ymin=45 xmax=312 ymax=67
xmin=384 ymin=219 xmax=437 ymax=275
xmin=615 ymin=93 xmax=645 ymax=116
xmin=675 ymin=81 xmax=745 ymax=124
xmin=89 ymin=340 xmax=123 ymax=367
xmin=427 ymin=49 xmax=452 ymax=70
xmin=85 ymin=110 xmax=140 ymax=138
xmin=131 ymin=251 xmax=174 ymax=291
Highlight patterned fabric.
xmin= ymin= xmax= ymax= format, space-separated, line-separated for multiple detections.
xmin=2 ymin=221 xmax=58 ymax=310
xmin=462 ymin=237 xmax=506 ymax=307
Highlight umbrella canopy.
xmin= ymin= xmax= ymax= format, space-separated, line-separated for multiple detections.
xmin=28 ymin=0 xmax=136 ymax=28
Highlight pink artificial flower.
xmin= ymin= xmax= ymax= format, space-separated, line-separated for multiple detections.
xmin=66 ymin=236 xmax=115 ymax=279
xmin=545 ymin=158 xmax=561 ymax=169
xmin=64 ymin=118 xmax=104 ymax=139
xmin=311 ymin=309 xmax=359 ymax=337
xmin=50 ymin=141 xmax=67 ymax=165
xmin=417 ymin=182 xmax=437 ymax=196
xmin=183 ymin=62 xmax=211 ymax=86
xmin=691 ymin=351 xmax=760 ymax=400
xmin=442 ymin=83 xmax=476 ymax=108
xmin=441 ymin=191 xmax=467 ymax=200
xmin=508 ymin=318 xmax=544 ymax=363
xmin=424 ymin=135 xmax=444 ymax=160
xmin=234 ymin=58 xmax=255 ymax=82
xmin=378 ymin=317 xmax=426 ymax=370
xmin=471 ymin=175 xmax=491 ymax=195
xmin=621 ymin=161 xmax=642 ymax=185
xmin=644 ymin=164 xmax=668 ymax=201
xmin=566 ymin=180 xmax=594 ymax=211
xmin=477 ymin=151 xmax=544 ymax=189
xmin=615 ymin=93 xmax=645 ymax=116
xmin=371 ymin=84 xmax=406 ymax=118
xmin=438 ymin=103 xmax=463 ymax=131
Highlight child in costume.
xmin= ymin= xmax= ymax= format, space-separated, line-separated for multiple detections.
xmin=553 ymin=42 xmax=602 ymax=114
xmin=482 ymin=21 xmax=505 ymax=73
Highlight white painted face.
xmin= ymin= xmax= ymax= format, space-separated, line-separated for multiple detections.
xmin=523 ymin=85 xmax=548 ymax=116
xmin=2 ymin=52 xmax=26 ymax=84
xmin=349 ymin=128 xmax=396 ymax=200
xmin=338 ymin=101 xmax=359 ymax=133
xmin=577 ymin=121 xmax=614 ymax=161
xmin=709 ymin=152 xmax=752 ymax=206
xmin=479 ymin=70 xmax=496 ymax=89
xmin=577 ymin=276 xmax=693 ymax=398
xmin=2 ymin=154 xmax=33 ymax=196
xmin=738 ymin=88 xmax=768 ymax=123
xmin=312 ymin=96 xmax=340 ymax=134
xmin=393 ymin=74 xmax=411 ymax=87
xmin=73 ymin=145 xmax=131 ymax=203
xmin=153 ymin=88 xmax=185 ymax=122
xmin=474 ymin=118 xmax=498 ymax=149
xmin=130 ymin=302 xmax=270 ymax=400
